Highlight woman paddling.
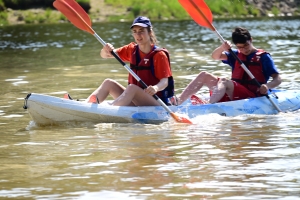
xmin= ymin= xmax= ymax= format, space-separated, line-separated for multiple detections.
xmin=85 ymin=16 xmax=175 ymax=106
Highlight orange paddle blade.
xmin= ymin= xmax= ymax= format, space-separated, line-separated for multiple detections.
xmin=178 ymin=0 xmax=214 ymax=30
xmin=170 ymin=112 xmax=193 ymax=124
xmin=53 ymin=0 xmax=94 ymax=34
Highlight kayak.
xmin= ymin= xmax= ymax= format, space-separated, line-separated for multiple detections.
xmin=23 ymin=90 xmax=300 ymax=125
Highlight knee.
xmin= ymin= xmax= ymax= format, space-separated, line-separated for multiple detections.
xmin=126 ymin=84 xmax=140 ymax=92
xmin=103 ymin=78 xmax=114 ymax=84
xmin=219 ymin=78 xmax=232 ymax=87
xmin=102 ymin=78 xmax=116 ymax=86
xmin=198 ymin=71 xmax=209 ymax=77
xmin=219 ymin=77 xmax=228 ymax=82
xmin=196 ymin=71 xmax=209 ymax=80
xmin=196 ymin=71 xmax=213 ymax=82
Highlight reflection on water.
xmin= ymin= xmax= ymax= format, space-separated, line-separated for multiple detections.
xmin=0 ymin=18 xmax=300 ymax=199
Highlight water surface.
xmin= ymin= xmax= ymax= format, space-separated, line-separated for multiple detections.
xmin=0 ymin=18 xmax=300 ymax=199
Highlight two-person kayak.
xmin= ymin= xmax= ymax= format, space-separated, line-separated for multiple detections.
xmin=23 ymin=90 xmax=300 ymax=125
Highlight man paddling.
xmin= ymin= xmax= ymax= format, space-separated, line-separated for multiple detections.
xmin=175 ymin=27 xmax=281 ymax=105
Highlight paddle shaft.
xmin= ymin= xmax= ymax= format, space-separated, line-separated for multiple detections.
xmin=188 ymin=0 xmax=282 ymax=112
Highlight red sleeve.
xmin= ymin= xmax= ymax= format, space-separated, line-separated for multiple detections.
xmin=153 ymin=51 xmax=172 ymax=80
xmin=115 ymin=42 xmax=136 ymax=62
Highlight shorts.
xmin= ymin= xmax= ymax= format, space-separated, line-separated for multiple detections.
xmin=210 ymin=80 xmax=257 ymax=103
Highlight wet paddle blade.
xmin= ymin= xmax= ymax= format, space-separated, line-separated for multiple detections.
xmin=53 ymin=0 xmax=94 ymax=34
xmin=178 ymin=0 xmax=214 ymax=30
xmin=170 ymin=112 xmax=193 ymax=124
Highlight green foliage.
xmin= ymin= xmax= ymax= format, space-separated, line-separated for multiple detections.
xmin=103 ymin=0 xmax=260 ymax=20
xmin=165 ymin=0 xmax=189 ymax=19
xmin=59 ymin=13 xmax=66 ymax=21
xmin=36 ymin=8 xmax=53 ymax=23
xmin=105 ymin=0 xmax=131 ymax=6
xmin=45 ymin=8 xmax=51 ymax=19
xmin=24 ymin=10 xmax=35 ymax=24
xmin=0 ymin=0 xmax=298 ymax=25
xmin=131 ymin=5 xmax=141 ymax=17
xmin=77 ymin=0 xmax=90 ymax=3
xmin=0 ymin=0 xmax=5 ymax=11
xmin=0 ymin=9 xmax=7 ymax=25
xmin=19 ymin=9 xmax=67 ymax=24
xmin=0 ymin=0 xmax=88 ymax=25
xmin=248 ymin=5 xmax=260 ymax=17
xmin=271 ymin=6 xmax=280 ymax=16
xmin=205 ymin=0 xmax=248 ymax=17
xmin=296 ymin=5 xmax=300 ymax=15
xmin=104 ymin=0 xmax=190 ymax=20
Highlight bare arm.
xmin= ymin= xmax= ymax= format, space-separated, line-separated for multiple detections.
xmin=211 ymin=41 xmax=232 ymax=61
xmin=259 ymin=73 xmax=282 ymax=94
xmin=267 ymin=73 xmax=282 ymax=88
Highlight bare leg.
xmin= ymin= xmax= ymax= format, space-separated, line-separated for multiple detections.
xmin=86 ymin=78 xmax=126 ymax=103
xmin=112 ymin=84 xmax=160 ymax=106
xmin=209 ymin=78 xmax=234 ymax=103
xmin=177 ymin=71 xmax=218 ymax=105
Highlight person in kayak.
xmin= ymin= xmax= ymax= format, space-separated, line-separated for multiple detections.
xmin=174 ymin=26 xmax=281 ymax=105
xmin=85 ymin=16 xmax=174 ymax=106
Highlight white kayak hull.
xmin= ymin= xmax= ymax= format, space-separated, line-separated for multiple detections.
xmin=24 ymin=90 xmax=300 ymax=125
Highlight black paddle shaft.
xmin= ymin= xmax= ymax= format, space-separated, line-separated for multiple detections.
xmin=111 ymin=51 xmax=159 ymax=101
xmin=228 ymin=49 xmax=262 ymax=88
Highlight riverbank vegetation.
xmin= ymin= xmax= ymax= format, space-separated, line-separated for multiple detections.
xmin=0 ymin=0 xmax=299 ymax=26
xmin=104 ymin=0 xmax=259 ymax=21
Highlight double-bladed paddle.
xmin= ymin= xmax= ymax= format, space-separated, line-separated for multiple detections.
xmin=53 ymin=0 xmax=193 ymax=124
xmin=178 ymin=0 xmax=282 ymax=112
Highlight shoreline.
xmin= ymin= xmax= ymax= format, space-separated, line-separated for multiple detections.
xmin=1 ymin=0 xmax=299 ymax=26
xmin=3 ymin=10 xmax=299 ymax=27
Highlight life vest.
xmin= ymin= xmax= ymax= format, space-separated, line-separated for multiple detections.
xmin=129 ymin=45 xmax=174 ymax=104
xmin=231 ymin=49 xmax=267 ymax=95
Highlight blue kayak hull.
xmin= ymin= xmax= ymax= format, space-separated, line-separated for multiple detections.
xmin=24 ymin=90 xmax=300 ymax=125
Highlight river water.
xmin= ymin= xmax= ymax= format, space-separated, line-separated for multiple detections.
xmin=1 ymin=18 xmax=300 ymax=199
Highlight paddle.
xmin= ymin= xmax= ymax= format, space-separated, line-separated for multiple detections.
xmin=178 ymin=0 xmax=282 ymax=112
xmin=53 ymin=0 xmax=193 ymax=124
